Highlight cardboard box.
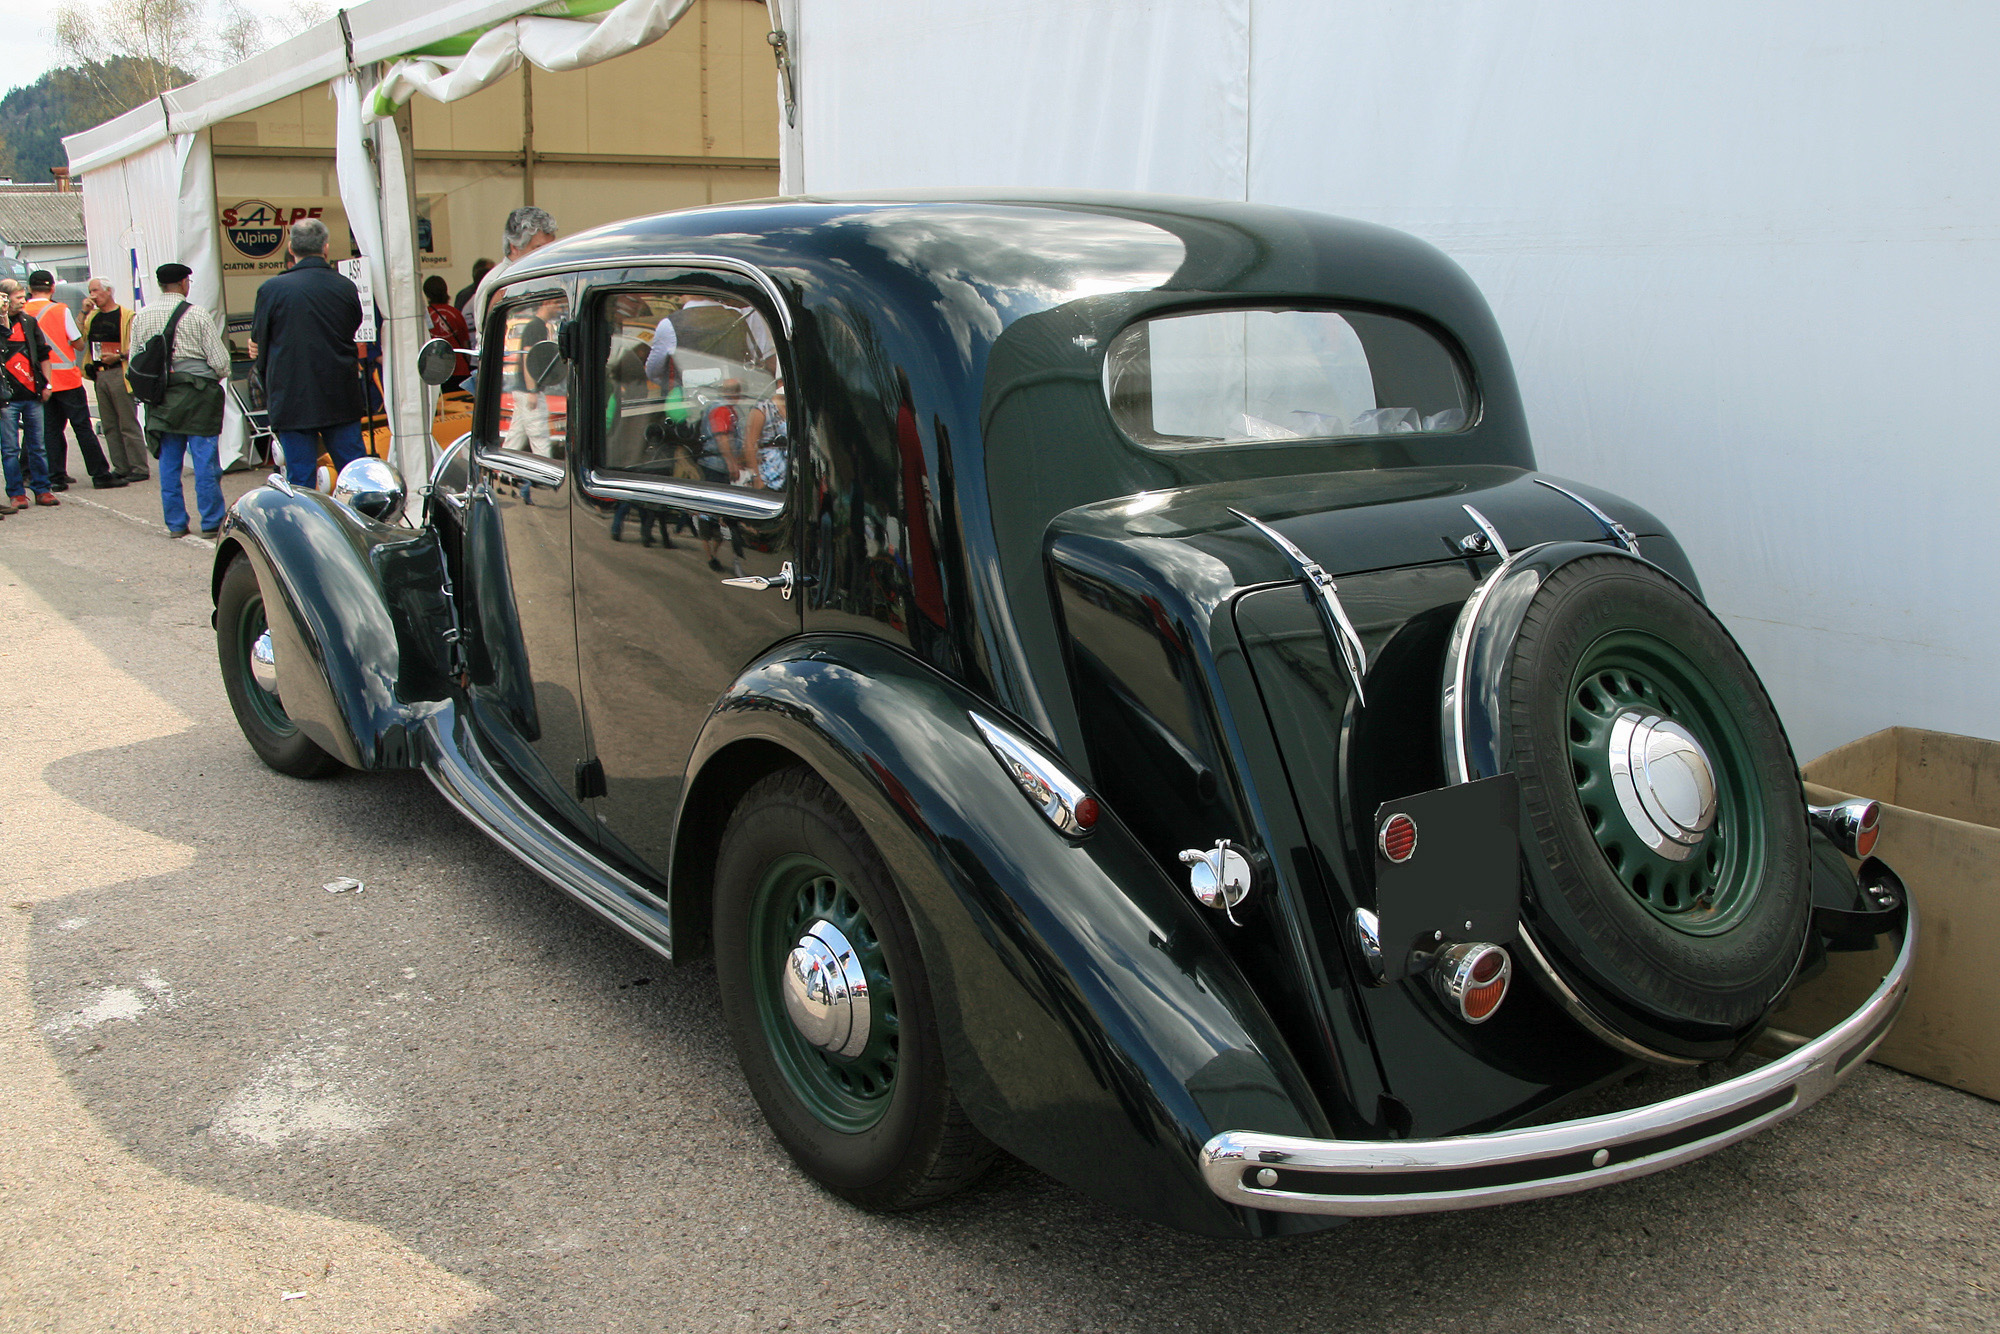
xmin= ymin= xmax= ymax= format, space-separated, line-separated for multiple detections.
xmin=1785 ymin=728 xmax=2000 ymax=1102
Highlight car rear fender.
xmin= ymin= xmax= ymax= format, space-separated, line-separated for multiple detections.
xmin=213 ymin=482 xmax=453 ymax=770
xmin=678 ymin=634 xmax=1334 ymax=1238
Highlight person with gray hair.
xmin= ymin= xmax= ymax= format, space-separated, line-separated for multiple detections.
xmin=469 ymin=205 xmax=558 ymax=354
xmin=84 ymin=276 xmax=148 ymax=480
xmin=251 ymin=215 xmax=364 ymax=486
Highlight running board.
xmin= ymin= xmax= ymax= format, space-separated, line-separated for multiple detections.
xmin=421 ymin=702 xmax=676 ymax=960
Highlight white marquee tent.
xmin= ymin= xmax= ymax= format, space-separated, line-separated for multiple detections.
xmin=70 ymin=0 xmax=1992 ymax=760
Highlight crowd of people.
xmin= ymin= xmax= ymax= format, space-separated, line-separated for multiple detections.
xmin=0 ymin=205 xmax=561 ymax=536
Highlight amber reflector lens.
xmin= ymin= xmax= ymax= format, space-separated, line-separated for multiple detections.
xmin=1855 ymin=802 xmax=1880 ymax=858
xmin=1380 ymin=813 xmax=1417 ymax=863
xmin=1074 ymin=796 xmax=1100 ymax=830
xmin=1463 ymin=975 xmax=1508 ymax=1021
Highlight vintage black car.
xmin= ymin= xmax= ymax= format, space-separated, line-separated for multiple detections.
xmin=212 ymin=193 xmax=1912 ymax=1238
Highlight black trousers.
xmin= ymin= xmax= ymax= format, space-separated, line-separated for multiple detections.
xmin=43 ymin=386 xmax=112 ymax=481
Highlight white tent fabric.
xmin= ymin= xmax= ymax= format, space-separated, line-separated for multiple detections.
xmin=77 ymin=128 xmax=250 ymax=467
xmin=788 ymin=0 xmax=1247 ymax=198
xmin=365 ymin=0 xmax=696 ymax=118
xmin=65 ymin=0 xmax=554 ymax=172
xmin=786 ymin=0 xmax=2000 ymax=759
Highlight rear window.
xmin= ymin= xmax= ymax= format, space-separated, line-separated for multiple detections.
xmin=1104 ymin=307 xmax=1471 ymax=447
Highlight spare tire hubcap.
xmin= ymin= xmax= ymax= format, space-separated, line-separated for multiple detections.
xmin=1609 ymin=711 xmax=1717 ymax=860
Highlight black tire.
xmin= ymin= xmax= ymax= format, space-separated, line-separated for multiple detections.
xmin=714 ymin=767 xmax=994 ymax=1211
xmin=216 ymin=556 xmax=344 ymax=780
xmin=1504 ymin=556 xmax=1809 ymax=1042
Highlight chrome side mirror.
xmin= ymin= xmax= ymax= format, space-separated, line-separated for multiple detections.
xmin=416 ymin=337 xmax=460 ymax=386
xmin=333 ymin=455 xmax=407 ymax=524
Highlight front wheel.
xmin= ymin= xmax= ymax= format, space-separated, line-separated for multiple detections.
xmin=216 ymin=555 xmax=343 ymax=779
xmin=714 ymin=767 xmax=993 ymax=1210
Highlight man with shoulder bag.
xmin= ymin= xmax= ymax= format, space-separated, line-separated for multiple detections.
xmin=128 ymin=262 xmax=229 ymax=538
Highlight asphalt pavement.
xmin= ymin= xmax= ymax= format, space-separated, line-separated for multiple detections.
xmin=2 ymin=480 xmax=1996 ymax=1332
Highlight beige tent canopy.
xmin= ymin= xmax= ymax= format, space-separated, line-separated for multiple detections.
xmin=65 ymin=0 xmax=782 ymax=483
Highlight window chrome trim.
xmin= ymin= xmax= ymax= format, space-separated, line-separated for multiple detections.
xmin=581 ymin=468 xmax=785 ymax=520
xmin=1201 ymin=910 xmax=1913 ymax=1216
xmin=475 ymin=449 xmax=566 ymax=487
xmin=494 ymin=252 xmax=794 ymax=337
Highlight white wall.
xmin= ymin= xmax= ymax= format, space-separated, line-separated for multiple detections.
xmin=793 ymin=0 xmax=1998 ymax=760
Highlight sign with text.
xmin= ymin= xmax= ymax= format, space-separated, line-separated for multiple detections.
xmin=338 ymin=258 xmax=377 ymax=343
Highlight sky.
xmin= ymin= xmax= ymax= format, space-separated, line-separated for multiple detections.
xmin=3 ymin=0 xmax=317 ymax=97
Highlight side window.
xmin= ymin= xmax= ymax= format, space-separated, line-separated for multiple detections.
xmin=596 ymin=288 xmax=786 ymax=494
xmin=489 ymin=287 xmax=572 ymax=459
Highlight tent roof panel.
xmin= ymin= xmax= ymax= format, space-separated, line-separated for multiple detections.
xmin=65 ymin=0 xmax=548 ymax=172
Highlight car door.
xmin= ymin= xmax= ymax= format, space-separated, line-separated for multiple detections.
xmin=567 ymin=269 xmax=798 ymax=877
xmin=465 ymin=273 xmax=598 ymax=833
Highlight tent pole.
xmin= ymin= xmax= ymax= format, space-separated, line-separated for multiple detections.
xmin=521 ymin=67 xmax=536 ymax=206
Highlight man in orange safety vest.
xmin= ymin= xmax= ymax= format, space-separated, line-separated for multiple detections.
xmin=24 ymin=270 xmax=124 ymax=490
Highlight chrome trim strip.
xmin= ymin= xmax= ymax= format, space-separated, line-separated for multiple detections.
xmin=581 ymin=468 xmax=786 ymax=520
xmin=1438 ymin=544 xmax=1533 ymax=785
xmin=969 ymin=710 xmax=1093 ymax=836
xmin=1201 ymin=912 xmax=1914 ymax=1216
xmin=420 ymin=707 xmax=674 ymax=961
xmin=476 ymin=449 xmax=566 ymax=487
xmin=1228 ymin=508 xmax=1369 ymax=707
xmin=1533 ymin=478 xmax=1641 ymax=554
xmin=496 ymin=252 xmax=794 ymax=337
xmin=1460 ymin=504 xmax=1510 ymax=560
xmin=1515 ymin=926 xmax=1702 ymax=1066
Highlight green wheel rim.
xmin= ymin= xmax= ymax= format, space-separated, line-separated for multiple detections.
xmin=748 ymin=853 xmax=899 ymax=1132
xmin=1565 ymin=630 xmax=1768 ymax=936
xmin=234 ymin=592 xmax=295 ymax=737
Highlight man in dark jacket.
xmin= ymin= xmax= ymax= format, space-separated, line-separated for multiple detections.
xmin=251 ymin=217 xmax=363 ymax=486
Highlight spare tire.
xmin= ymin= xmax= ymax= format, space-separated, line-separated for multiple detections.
xmin=1454 ymin=549 xmax=1810 ymax=1060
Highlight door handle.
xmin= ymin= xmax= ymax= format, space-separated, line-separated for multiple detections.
xmin=722 ymin=560 xmax=798 ymax=600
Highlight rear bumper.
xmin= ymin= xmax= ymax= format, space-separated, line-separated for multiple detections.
xmin=1201 ymin=916 xmax=1914 ymax=1216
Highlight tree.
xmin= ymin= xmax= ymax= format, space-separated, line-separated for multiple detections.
xmin=53 ymin=0 xmax=335 ymax=91
xmin=0 ymin=57 xmax=193 ymax=183
xmin=54 ymin=0 xmax=206 ymax=101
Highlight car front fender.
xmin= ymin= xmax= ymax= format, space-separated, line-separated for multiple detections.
xmin=214 ymin=482 xmax=452 ymax=770
xmin=680 ymin=635 xmax=1336 ymax=1238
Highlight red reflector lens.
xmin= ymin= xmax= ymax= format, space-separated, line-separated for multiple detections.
xmin=1380 ymin=813 xmax=1417 ymax=863
xmin=1073 ymin=796 xmax=1100 ymax=830
xmin=1470 ymin=949 xmax=1505 ymax=986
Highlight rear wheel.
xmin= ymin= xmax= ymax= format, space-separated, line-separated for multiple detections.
xmin=714 ymin=767 xmax=993 ymax=1210
xmin=216 ymin=556 xmax=343 ymax=779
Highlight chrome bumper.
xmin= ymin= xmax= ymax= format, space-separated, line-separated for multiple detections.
xmin=1201 ymin=917 xmax=1915 ymax=1216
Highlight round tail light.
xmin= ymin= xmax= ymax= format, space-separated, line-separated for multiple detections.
xmin=1854 ymin=801 xmax=1881 ymax=858
xmin=1434 ymin=942 xmax=1512 ymax=1024
xmin=1379 ymin=812 xmax=1418 ymax=863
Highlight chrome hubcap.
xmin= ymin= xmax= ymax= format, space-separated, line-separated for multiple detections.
xmin=781 ymin=920 xmax=871 ymax=1059
xmin=1608 ymin=710 xmax=1717 ymax=862
xmin=249 ymin=629 xmax=280 ymax=696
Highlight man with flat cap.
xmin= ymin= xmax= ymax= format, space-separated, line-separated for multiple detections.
xmin=128 ymin=262 xmax=230 ymax=537
xmin=252 ymin=217 xmax=364 ymax=486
